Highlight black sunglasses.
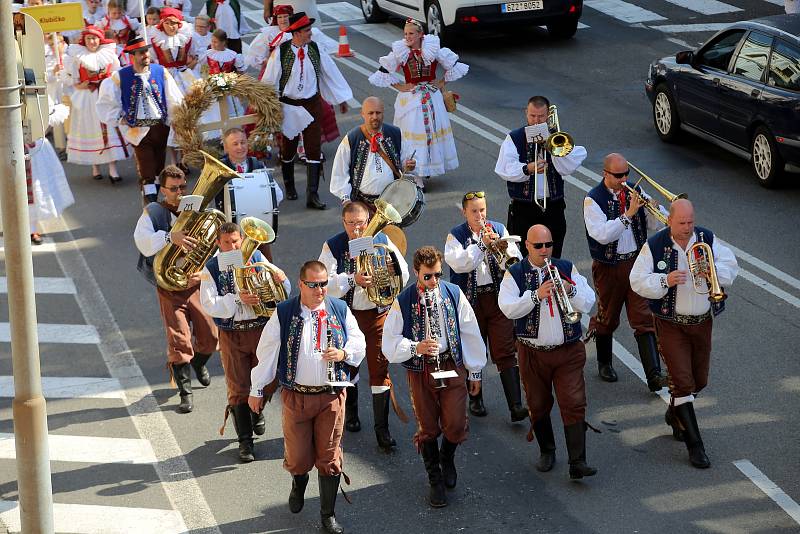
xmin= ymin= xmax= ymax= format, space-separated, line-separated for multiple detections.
xmin=530 ymin=241 xmax=554 ymax=249
xmin=604 ymin=169 xmax=630 ymax=179
xmin=163 ymin=184 xmax=189 ymax=192
xmin=302 ymin=280 xmax=329 ymax=289
xmin=422 ymin=272 xmax=443 ymax=281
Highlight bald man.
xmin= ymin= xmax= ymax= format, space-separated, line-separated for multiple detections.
xmin=499 ymin=225 xmax=598 ymax=479
xmin=583 ymin=153 xmax=667 ymax=391
xmin=630 ymin=200 xmax=738 ymax=469
xmin=330 ymin=96 xmax=416 ymax=211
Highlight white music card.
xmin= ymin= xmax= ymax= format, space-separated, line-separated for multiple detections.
xmin=178 ymin=195 xmax=203 ymax=213
xmin=525 ymin=123 xmax=551 ymax=144
xmin=218 ymin=249 xmax=245 ymax=271
xmin=327 ymin=380 xmax=354 ymax=387
xmin=500 ymin=235 xmax=522 ymax=243
xmin=431 ymin=370 xmax=459 ymax=379
xmin=348 ymin=236 xmax=374 ymax=257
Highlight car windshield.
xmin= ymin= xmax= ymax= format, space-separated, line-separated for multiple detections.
xmin=697 ymin=30 xmax=746 ymax=71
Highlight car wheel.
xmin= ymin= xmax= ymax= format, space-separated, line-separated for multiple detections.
xmin=547 ymin=17 xmax=579 ymax=40
xmin=425 ymin=1 xmax=452 ymax=45
xmin=653 ymin=84 xmax=681 ymax=142
xmin=361 ymin=0 xmax=388 ymax=23
xmin=751 ymin=126 xmax=784 ymax=188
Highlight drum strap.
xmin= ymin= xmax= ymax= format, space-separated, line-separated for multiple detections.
xmin=360 ymin=125 xmax=402 ymax=180
xmin=268 ymin=170 xmax=279 ymax=235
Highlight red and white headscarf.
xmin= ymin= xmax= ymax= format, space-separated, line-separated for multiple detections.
xmin=79 ymin=26 xmax=112 ymax=46
xmin=271 ymin=4 xmax=293 ymax=26
xmin=156 ymin=7 xmax=183 ymax=31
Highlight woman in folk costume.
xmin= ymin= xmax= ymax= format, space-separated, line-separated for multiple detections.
xmin=63 ymin=26 xmax=129 ymax=183
xmin=96 ymin=0 xmax=141 ymax=47
xmin=198 ymin=29 xmax=245 ymax=116
xmin=149 ymin=8 xmax=197 ymax=94
xmin=368 ymin=19 xmax=468 ymax=181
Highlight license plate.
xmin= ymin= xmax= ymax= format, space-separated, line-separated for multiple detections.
xmin=501 ymin=0 xmax=543 ymax=13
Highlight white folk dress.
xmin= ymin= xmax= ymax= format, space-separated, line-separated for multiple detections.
xmin=369 ymin=35 xmax=468 ymax=177
xmin=199 ymin=48 xmax=246 ymax=116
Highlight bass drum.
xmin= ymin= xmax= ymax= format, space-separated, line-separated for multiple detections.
xmin=223 ymin=168 xmax=283 ymax=236
xmin=380 ymin=178 xmax=424 ymax=228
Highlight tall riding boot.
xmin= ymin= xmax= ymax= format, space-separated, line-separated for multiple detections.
xmin=595 ymin=334 xmax=618 ymax=382
xmin=288 ymin=473 xmax=309 ymax=513
xmin=674 ymin=402 xmax=710 ymax=468
xmin=564 ymin=422 xmax=598 ymax=480
xmin=190 ymin=352 xmax=212 ymax=387
xmin=636 ymin=333 xmax=667 ymax=392
xmin=499 ymin=367 xmax=529 ymax=422
xmin=372 ymin=391 xmax=396 ymax=451
xmin=173 ymin=363 xmax=193 ymax=413
xmin=319 ymin=473 xmax=344 ymax=534
xmin=306 ymin=162 xmax=327 ymax=210
xmin=439 ymin=438 xmax=458 ymax=489
xmin=533 ymin=415 xmax=556 ymax=472
xmin=251 ymin=410 xmax=266 ymax=436
xmin=665 ymin=404 xmax=685 ymax=442
xmin=344 ymin=384 xmax=361 ymax=432
xmin=281 ymin=160 xmax=298 ymax=200
xmin=468 ymin=380 xmax=487 ymax=417
xmin=421 ymin=439 xmax=447 ymax=508
xmin=231 ymin=403 xmax=255 ymax=463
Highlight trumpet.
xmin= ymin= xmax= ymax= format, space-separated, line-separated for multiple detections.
xmin=424 ymin=290 xmax=447 ymax=389
xmin=687 ymin=242 xmax=726 ymax=303
xmin=623 ymin=162 xmax=688 ymax=226
xmin=479 ymin=217 xmax=519 ymax=269
xmin=532 ymin=105 xmax=575 ymax=211
xmin=543 ymin=258 xmax=581 ymax=324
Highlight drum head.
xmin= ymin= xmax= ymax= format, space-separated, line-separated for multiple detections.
xmin=380 ymin=178 xmax=425 ymax=228
xmin=383 ymin=225 xmax=407 ymax=256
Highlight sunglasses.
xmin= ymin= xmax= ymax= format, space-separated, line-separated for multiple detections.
xmin=422 ymin=272 xmax=443 ymax=281
xmin=463 ymin=191 xmax=485 ymax=201
xmin=604 ymin=169 xmax=630 ymax=179
xmin=530 ymin=241 xmax=554 ymax=249
xmin=163 ymin=184 xmax=188 ymax=192
xmin=302 ymin=280 xmax=328 ymax=289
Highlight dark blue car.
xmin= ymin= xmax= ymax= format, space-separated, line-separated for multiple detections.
xmin=645 ymin=15 xmax=800 ymax=188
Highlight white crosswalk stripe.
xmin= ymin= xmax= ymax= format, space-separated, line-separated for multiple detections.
xmin=0 ymin=433 xmax=158 ymax=464
xmin=0 ymin=323 xmax=100 ymax=344
xmin=662 ymin=0 xmax=742 ymax=15
xmin=651 ymin=22 xmax=732 ymax=32
xmin=584 ymin=0 xmax=667 ymax=23
xmin=0 ymin=376 xmax=125 ymax=399
xmin=0 ymin=276 xmax=76 ymax=294
xmin=318 ymin=1 xmax=365 ymax=21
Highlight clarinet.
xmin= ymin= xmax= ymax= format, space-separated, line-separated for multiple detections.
xmin=326 ymin=328 xmax=336 ymax=384
xmin=425 ymin=290 xmax=447 ymax=389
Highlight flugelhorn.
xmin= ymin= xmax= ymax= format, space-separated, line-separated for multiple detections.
xmin=543 ymin=258 xmax=581 ymax=324
xmin=233 ymin=217 xmax=286 ymax=317
xmin=687 ymin=242 xmax=726 ymax=303
xmin=623 ymin=162 xmax=688 ymax=225
xmin=479 ymin=217 xmax=520 ymax=270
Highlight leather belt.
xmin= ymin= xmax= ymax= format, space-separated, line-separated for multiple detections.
xmin=292 ymin=384 xmax=336 ymax=395
xmin=518 ymin=337 xmax=560 ymax=352
xmin=133 ymin=118 xmax=164 ymax=127
xmin=669 ymin=311 xmax=712 ymax=325
xmin=225 ymin=319 xmax=266 ymax=331
xmin=615 ymin=251 xmax=637 ymax=261
xmin=475 ymin=284 xmax=496 ymax=295
xmin=280 ymin=94 xmax=320 ymax=106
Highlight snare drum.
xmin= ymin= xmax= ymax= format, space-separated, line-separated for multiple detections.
xmin=223 ymin=168 xmax=284 ymax=235
xmin=379 ymin=178 xmax=424 ymax=228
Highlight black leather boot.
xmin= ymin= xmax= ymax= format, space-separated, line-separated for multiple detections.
xmin=190 ymin=352 xmax=211 ymax=387
xmin=251 ymin=410 xmax=266 ymax=436
xmin=468 ymin=386 xmax=487 ymax=417
xmin=440 ymin=438 xmax=458 ymax=489
xmin=499 ymin=367 xmax=529 ymax=422
xmin=231 ymin=403 xmax=255 ymax=463
xmin=306 ymin=162 xmax=327 ymax=210
xmin=372 ymin=391 xmax=396 ymax=451
xmin=288 ymin=473 xmax=309 ymax=513
xmin=665 ymin=405 xmax=685 ymax=442
xmin=636 ymin=333 xmax=667 ymax=392
xmin=533 ymin=415 xmax=556 ymax=472
xmin=173 ymin=363 xmax=193 ymax=413
xmin=319 ymin=473 xmax=344 ymax=534
xmin=564 ymin=422 xmax=598 ymax=480
xmin=674 ymin=402 xmax=710 ymax=469
xmin=595 ymin=334 xmax=618 ymax=382
xmin=281 ymin=160 xmax=298 ymax=200
xmin=344 ymin=384 xmax=361 ymax=432
xmin=421 ymin=439 xmax=447 ymax=508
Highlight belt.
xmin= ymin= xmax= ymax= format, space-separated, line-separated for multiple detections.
xmin=292 ymin=384 xmax=336 ymax=395
xmin=225 ymin=319 xmax=266 ymax=331
xmin=280 ymin=94 xmax=320 ymax=106
xmin=518 ymin=337 xmax=561 ymax=352
xmin=475 ymin=284 xmax=496 ymax=295
xmin=133 ymin=119 xmax=164 ymax=127
xmin=667 ymin=311 xmax=712 ymax=326
xmin=615 ymin=251 xmax=637 ymax=261
xmin=424 ymin=349 xmax=452 ymax=365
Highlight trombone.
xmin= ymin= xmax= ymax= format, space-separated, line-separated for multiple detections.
xmin=622 ymin=162 xmax=688 ymax=226
xmin=533 ymin=105 xmax=574 ymax=211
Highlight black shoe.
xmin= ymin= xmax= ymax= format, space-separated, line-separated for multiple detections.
xmin=636 ymin=333 xmax=667 ymax=392
xmin=306 ymin=162 xmax=327 ymax=210
xmin=421 ymin=439 xmax=447 ymax=508
xmin=468 ymin=389 xmax=487 ymax=417
xmin=252 ymin=410 xmax=266 ymax=436
xmin=665 ymin=405 xmax=685 ymax=442
xmin=440 ymin=438 xmax=458 ymax=489
xmin=344 ymin=385 xmax=361 ymax=432
xmin=533 ymin=416 xmax=556 ymax=472
xmin=190 ymin=352 xmax=212 ymax=387
xmin=281 ymin=160 xmax=298 ymax=200
xmin=319 ymin=473 xmax=344 ymax=533
xmin=231 ymin=403 xmax=255 ymax=463
xmin=92 ymin=174 xmax=104 ymax=181
xmin=372 ymin=391 xmax=396 ymax=451
xmin=564 ymin=422 xmax=598 ymax=480
xmin=595 ymin=334 xmax=618 ymax=382
xmin=109 ymin=175 xmax=123 ymax=184
xmin=499 ymin=367 xmax=529 ymax=422
xmin=173 ymin=363 xmax=193 ymax=413
xmin=288 ymin=473 xmax=309 ymax=513
xmin=674 ymin=402 xmax=710 ymax=469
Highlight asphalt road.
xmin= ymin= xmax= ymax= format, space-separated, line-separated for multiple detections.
xmin=1 ymin=0 xmax=799 ymax=532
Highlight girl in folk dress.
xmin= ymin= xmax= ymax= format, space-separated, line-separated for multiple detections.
xmin=149 ymin=7 xmax=197 ymax=95
xmin=96 ymin=0 xmax=141 ymax=46
xmin=189 ymin=14 xmax=212 ymax=76
xmin=198 ymin=29 xmax=245 ymax=116
xmin=63 ymin=27 xmax=129 ymax=182
xmin=368 ymin=19 xmax=468 ymax=181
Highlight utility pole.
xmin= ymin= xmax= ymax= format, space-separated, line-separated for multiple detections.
xmin=1 ymin=1 xmax=54 ymax=532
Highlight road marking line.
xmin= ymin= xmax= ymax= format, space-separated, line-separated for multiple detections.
xmin=719 ymin=239 xmax=800 ymax=292
xmin=349 ymin=22 xmax=404 ymax=44
xmin=318 ymin=1 xmax=365 ymax=21
xmin=0 ymin=276 xmax=76 ymax=294
xmin=0 ymin=323 xmax=99 ymax=344
xmin=0 ymin=433 xmax=157 ymax=464
xmin=237 ymin=0 xmax=263 ymax=10
xmin=734 ymin=460 xmax=800 ymax=526
xmin=584 ymin=0 xmax=667 ymax=23
xmin=761 ymin=0 xmax=785 ymax=5
xmin=661 ymin=0 xmax=741 ymax=15
xmin=650 ymin=22 xmax=732 ymax=33
xmin=0 ymin=500 xmax=188 ymax=534
xmin=0 ymin=239 xmax=56 ymax=253
xmin=0 ymin=376 xmax=125 ymax=399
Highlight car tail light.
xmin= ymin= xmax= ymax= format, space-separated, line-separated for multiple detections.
xmin=460 ymin=15 xmax=479 ymax=23
xmin=569 ymin=4 xmax=577 ymax=13
xmin=776 ymin=136 xmax=785 ymax=143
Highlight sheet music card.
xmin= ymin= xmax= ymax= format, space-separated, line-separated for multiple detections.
xmin=525 ymin=123 xmax=551 ymax=145
xmin=178 ymin=195 xmax=203 ymax=213
xmin=217 ymin=249 xmax=245 ymax=271
xmin=348 ymin=236 xmax=374 ymax=257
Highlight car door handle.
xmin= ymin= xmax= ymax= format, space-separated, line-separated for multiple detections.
xmin=751 ymin=89 xmax=761 ymax=98
xmin=712 ymin=78 xmax=720 ymax=86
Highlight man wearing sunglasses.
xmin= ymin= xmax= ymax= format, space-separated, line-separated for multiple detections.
xmin=318 ymin=201 xmax=409 ymax=451
xmin=494 ymin=96 xmax=588 ymax=259
xmin=249 ymin=261 xmax=365 ymax=534
xmin=444 ymin=191 xmax=527 ymax=421
xmin=134 ymin=165 xmax=219 ymax=414
xmin=499 ymin=225 xmax=598 ymax=479
xmin=583 ymin=152 xmax=668 ymax=391
xmin=383 ymin=246 xmax=486 ymax=508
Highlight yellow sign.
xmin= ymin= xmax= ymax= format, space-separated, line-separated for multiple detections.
xmin=20 ymin=3 xmax=84 ymax=33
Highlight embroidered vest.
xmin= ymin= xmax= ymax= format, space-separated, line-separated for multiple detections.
xmin=207 ymin=56 xmax=236 ymax=74
xmin=152 ymin=36 xmax=193 ymax=68
xmin=205 ymin=251 xmax=269 ymax=330
xmin=346 ymin=124 xmax=402 ymax=195
xmin=119 ymin=64 xmax=168 ymax=127
xmin=402 ymin=52 xmax=438 ymax=84
xmin=137 ymin=202 xmax=173 ymax=286
xmin=278 ymin=40 xmax=321 ymax=96
xmin=325 ymin=231 xmax=391 ymax=310
xmin=78 ymin=63 xmax=112 ymax=91
xmin=506 ymin=126 xmax=565 ymax=203
xmin=448 ymin=221 xmax=504 ymax=306
xmin=104 ymin=16 xmax=132 ymax=44
xmin=585 ymin=181 xmax=648 ymax=264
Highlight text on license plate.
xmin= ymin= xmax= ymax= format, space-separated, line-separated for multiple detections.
xmin=501 ymin=0 xmax=543 ymax=13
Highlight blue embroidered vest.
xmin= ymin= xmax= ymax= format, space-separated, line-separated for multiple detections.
xmin=585 ymin=181 xmax=648 ymax=264
xmin=137 ymin=202 xmax=173 ymax=286
xmin=396 ymin=281 xmax=463 ymax=372
xmin=205 ymin=251 xmax=269 ymax=330
xmin=346 ymin=124 xmax=402 ymax=196
xmin=275 ymin=296 xmax=351 ymax=388
xmin=507 ymin=127 xmax=565 ymax=203
xmin=507 ymin=258 xmax=582 ymax=343
xmin=325 ymin=230 xmax=390 ymax=310
xmin=647 ymin=227 xmax=725 ymax=320
xmin=119 ymin=64 xmax=168 ymax=127
xmin=448 ymin=221 xmax=504 ymax=306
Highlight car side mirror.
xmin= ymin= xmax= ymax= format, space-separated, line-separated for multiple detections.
xmin=675 ymin=50 xmax=694 ymax=65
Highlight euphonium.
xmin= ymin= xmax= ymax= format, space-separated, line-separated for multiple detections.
xmin=479 ymin=217 xmax=519 ymax=270
xmin=687 ymin=242 xmax=726 ymax=303
xmin=154 ymin=151 xmax=239 ymax=291
xmin=544 ymin=257 xmax=581 ymax=324
xmin=355 ymin=199 xmax=404 ymax=307
xmin=233 ymin=217 xmax=286 ymax=317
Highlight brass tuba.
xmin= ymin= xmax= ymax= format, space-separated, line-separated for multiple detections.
xmin=687 ymin=242 xmax=726 ymax=303
xmin=233 ymin=217 xmax=287 ymax=317
xmin=355 ymin=199 xmax=404 ymax=307
xmin=153 ymin=151 xmax=239 ymax=291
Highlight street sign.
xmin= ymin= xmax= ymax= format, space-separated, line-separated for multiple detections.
xmin=20 ymin=2 xmax=84 ymax=32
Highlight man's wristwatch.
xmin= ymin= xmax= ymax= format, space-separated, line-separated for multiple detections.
xmin=165 ymin=232 xmax=172 ymax=244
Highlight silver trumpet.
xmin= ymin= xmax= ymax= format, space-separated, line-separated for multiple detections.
xmin=424 ymin=290 xmax=447 ymax=389
xmin=543 ymin=258 xmax=581 ymax=324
